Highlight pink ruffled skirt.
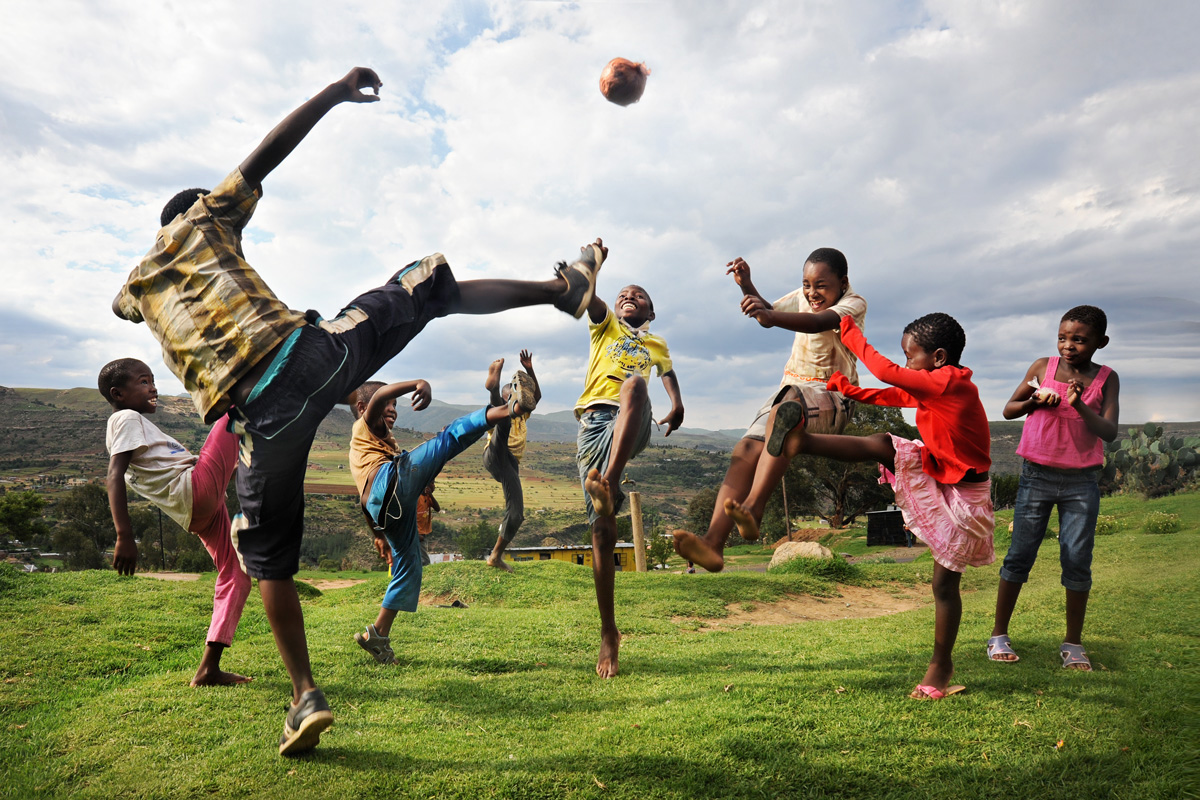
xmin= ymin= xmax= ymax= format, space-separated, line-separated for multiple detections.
xmin=880 ymin=435 xmax=995 ymax=573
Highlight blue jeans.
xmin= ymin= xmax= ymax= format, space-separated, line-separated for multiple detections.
xmin=1000 ymin=460 xmax=1100 ymax=592
xmin=369 ymin=408 xmax=490 ymax=612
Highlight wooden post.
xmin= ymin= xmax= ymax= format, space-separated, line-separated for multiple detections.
xmin=781 ymin=479 xmax=791 ymax=542
xmin=629 ymin=491 xmax=647 ymax=572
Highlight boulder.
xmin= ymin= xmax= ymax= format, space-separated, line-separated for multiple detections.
xmin=769 ymin=541 xmax=834 ymax=569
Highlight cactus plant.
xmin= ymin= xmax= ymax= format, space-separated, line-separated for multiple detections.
xmin=1105 ymin=425 xmax=1200 ymax=498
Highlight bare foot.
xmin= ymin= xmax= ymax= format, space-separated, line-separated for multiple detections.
xmin=486 ymin=552 xmax=513 ymax=572
xmin=485 ymin=358 xmax=504 ymax=393
xmin=723 ymin=498 xmax=760 ymax=542
xmin=596 ymin=631 xmax=620 ymax=679
xmin=190 ymin=669 xmax=252 ymax=687
xmin=672 ymin=530 xmax=725 ymax=573
xmin=585 ymin=468 xmax=614 ymax=517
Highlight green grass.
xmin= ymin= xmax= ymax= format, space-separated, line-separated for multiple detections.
xmin=1 ymin=493 xmax=1197 ymax=799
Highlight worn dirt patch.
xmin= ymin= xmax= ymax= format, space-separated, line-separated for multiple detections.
xmin=138 ymin=572 xmax=200 ymax=581
xmin=680 ymin=584 xmax=926 ymax=630
xmin=301 ymin=579 xmax=367 ymax=590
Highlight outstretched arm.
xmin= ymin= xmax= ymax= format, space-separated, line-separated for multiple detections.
xmin=837 ymin=316 xmax=947 ymax=398
xmin=107 ymin=452 xmax=138 ymax=576
xmin=364 ymin=380 xmax=431 ymax=430
xmin=519 ymin=349 xmax=542 ymax=404
xmin=741 ymin=298 xmax=843 ymax=333
xmin=239 ymin=67 xmax=382 ymax=191
xmin=657 ymin=370 xmax=685 ymax=435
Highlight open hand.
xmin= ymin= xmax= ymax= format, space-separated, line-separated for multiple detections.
xmin=725 ymin=257 xmax=752 ymax=286
xmin=113 ymin=537 xmax=138 ymax=576
xmin=519 ymin=349 xmax=534 ymax=371
xmin=336 ymin=67 xmax=382 ymax=103
xmin=411 ymin=380 xmax=432 ymax=411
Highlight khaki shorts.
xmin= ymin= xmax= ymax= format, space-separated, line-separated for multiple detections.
xmin=744 ymin=382 xmax=854 ymax=440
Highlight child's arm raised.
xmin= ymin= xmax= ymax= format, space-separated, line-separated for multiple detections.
xmin=1002 ymin=358 xmax=1057 ymax=420
xmin=364 ymin=380 xmax=432 ymax=431
xmin=106 ymin=452 xmax=138 ymax=576
xmin=239 ymin=67 xmax=382 ymax=192
xmin=519 ymin=349 xmax=542 ymax=405
xmin=728 ymin=259 xmax=843 ymax=333
xmin=656 ymin=370 xmax=685 ymax=436
xmin=837 ymin=316 xmax=949 ymax=397
xmin=828 ymin=372 xmax=918 ymax=409
xmin=1066 ymin=371 xmax=1120 ymax=442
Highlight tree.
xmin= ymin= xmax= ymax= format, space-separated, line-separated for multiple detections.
xmin=789 ymin=404 xmax=918 ymax=528
xmin=646 ymin=527 xmax=674 ymax=567
xmin=455 ymin=519 xmax=495 ymax=560
xmin=54 ymin=484 xmax=117 ymax=568
xmin=0 ymin=491 xmax=50 ymax=546
xmin=684 ymin=487 xmax=718 ymax=537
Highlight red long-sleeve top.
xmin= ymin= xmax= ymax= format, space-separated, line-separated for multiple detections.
xmin=826 ymin=316 xmax=991 ymax=484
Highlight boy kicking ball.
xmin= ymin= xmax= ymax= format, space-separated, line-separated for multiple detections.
xmin=572 ymin=253 xmax=684 ymax=677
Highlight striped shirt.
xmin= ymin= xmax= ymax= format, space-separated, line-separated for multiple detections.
xmin=116 ymin=169 xmax=306 ymax=423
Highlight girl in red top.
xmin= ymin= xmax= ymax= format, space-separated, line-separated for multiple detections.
xmin=762 ymin=312 xmax=994 ymax=700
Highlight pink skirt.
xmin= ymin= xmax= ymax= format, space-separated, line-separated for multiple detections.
xmin=880 ymin=435 xmax=995 ymax=573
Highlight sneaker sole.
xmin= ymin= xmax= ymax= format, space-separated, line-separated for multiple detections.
xmin=509 ymin=372 xmax=538 ymax=414
xmin=560 ymin=245 xmax=604 ymax=319
xmin=279 ymin=709 xmax=333 ymax=756
xmin=766 ymin=401 xmax=806 ymax=458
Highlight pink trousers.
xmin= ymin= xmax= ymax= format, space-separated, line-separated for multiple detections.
xmin=188 ymin=415 xmax=251 ymax=647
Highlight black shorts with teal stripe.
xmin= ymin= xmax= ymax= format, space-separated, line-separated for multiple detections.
xmin=230 ymin=255 xmax=458 ymax=579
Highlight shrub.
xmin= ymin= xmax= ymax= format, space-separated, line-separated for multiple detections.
xmin=1094 ymin=515 xmax=1119 ymax=536
xmin=769 ymin=555 xmax=861 ymax=582
xmin=1142 ymin=511 xmax=1181 ymax=535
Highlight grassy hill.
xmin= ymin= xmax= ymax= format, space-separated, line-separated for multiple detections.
xmin=0 ymin=491 xmax=1194 ymax=798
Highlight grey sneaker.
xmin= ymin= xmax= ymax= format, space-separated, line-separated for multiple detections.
xmin=278 ymin=688 xmax=333 ymax=756
xmin=508 ymin=371 xmax=538 ymax=415
xmin=354 ymin=623 xmax=396 ymax=665
xmin=553 ymin=242 xmax=604 ymax=319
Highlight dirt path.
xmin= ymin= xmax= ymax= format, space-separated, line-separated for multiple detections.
xmin=680 ymin=584 xmax=926 ymax=630
xmin=137 ymin=572 xmax=366 ymax=591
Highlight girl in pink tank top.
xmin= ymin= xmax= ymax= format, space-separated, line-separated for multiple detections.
xmin=988 ymin=306 xmax=1121 ymax=674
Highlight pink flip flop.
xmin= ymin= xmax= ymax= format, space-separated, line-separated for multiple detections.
xmin=910 ymin=684 xmax=966 ymax=700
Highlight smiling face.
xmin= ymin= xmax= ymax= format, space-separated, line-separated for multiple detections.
xmin=801 ymin=260 xmax=849 ymax=313
xmin=1057 ymin=320 xmax=1107 ymax=368
xmin=615 ymin=285 xmax=655 ymax=327
xmin=900 ymin=334 xmax=946 ymax=372
xmin=113 ymin=361 xmax=158 ymax=414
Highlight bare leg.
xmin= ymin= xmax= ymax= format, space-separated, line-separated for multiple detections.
xmin=913 ymin=563 xmax=962 ymax=694
xmin=487 ymin=536 xmax=514 ymax=572
xmin=373 ymin=607 xmax=401 ymax=639
xmin=734 ymin=397 xmax=800 ymax=538
xmin=1064 ymin=588 xmax=1090 ymax=660
xmin=673 ymin=437 xmax=762 ymax=573
xmin=783 ymin=424 xmax=896 ymax=472
xmin=987 ymin=578 xmax=1023 ymax=661
xmin=591 ymin=514 xmax=621 ymax=679
xmin=259 ymin=579 xmax=317 ymax=703
xmin=602 ymin=377 xmax=649 ymax=489
xmin=456 ymin=278 xmax=566 ymax=314
xmin=191 ymin=643 xmax=251 ymax=687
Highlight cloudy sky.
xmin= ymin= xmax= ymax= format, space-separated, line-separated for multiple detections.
xmin=2 ymin=1 xmax=1197 ymax=431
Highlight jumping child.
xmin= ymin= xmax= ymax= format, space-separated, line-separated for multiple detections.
xmin=576 ymin=268 xmax=685 ymax=678
xmin=113 ymin=67 xmax=603 ymax=754
xmin=673 ymin=249 xmax=865 ymax=571
xmin=349 ymin=367 xmax=536 ymax=666
xmin=987 ymin=305 xmax=1119 ymax=671
xmin=483 ymin=351 xmax=541 ymax=571
xmin=101 ymin=358 xmax=251 ymax=688
xmin=767 ymin=313 xmax=993 ymax=699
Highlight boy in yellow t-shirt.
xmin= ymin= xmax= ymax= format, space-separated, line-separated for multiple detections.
xmin=573 ymin=239 xmax=685 ymax=679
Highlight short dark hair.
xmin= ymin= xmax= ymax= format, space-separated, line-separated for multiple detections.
xmin=160 ymin=188 xmax=209 ymax=227
xmin=350 ymin=381 xmax=386 ymax=420
xmin=903 ymin=312 xmax=966 ymax=366
xmin=805 ymin=248 xmax=848 ymax=280
xmin=1061 ymin=305 xmax=1107 ymax=337
xmin=98 ymin=358 xmax=146 ymax=405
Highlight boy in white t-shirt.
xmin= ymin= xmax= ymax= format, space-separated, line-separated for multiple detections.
xmin=101 ymin=358 xmax=251 ymax=687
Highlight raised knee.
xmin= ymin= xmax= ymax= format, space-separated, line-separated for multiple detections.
xmin=621 ymin=375 xmax=648 ymax=398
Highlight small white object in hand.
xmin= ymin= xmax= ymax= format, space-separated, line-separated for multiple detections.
xmin=1027 ymin=377 xmax=1059 ymax=402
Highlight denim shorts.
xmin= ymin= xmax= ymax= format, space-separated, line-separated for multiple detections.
xmin=576 ymin=403 xmax=652 ymax=523
xmin=999 ymin=459 xmax=1101 ymax=592
xmin=229 ymin=255 xmax=458 ymax=579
